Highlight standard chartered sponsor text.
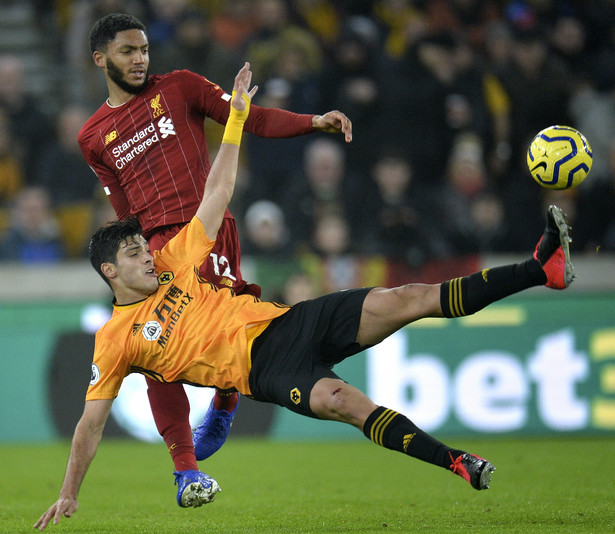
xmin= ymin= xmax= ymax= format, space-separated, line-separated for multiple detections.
xmin=112 ymin=123 xmax=159 ymax=169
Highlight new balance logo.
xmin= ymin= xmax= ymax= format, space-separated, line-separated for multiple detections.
xmin=158 ymin=116 xmax=176 ymax=138
xmin=105 ymin=130 xmax=117 ymax=145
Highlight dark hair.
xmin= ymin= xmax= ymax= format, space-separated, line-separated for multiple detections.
xmin=89 ymin=217 xmax=143 ymax=287
xmin=89 ymin=13 xmax=146 ymax=54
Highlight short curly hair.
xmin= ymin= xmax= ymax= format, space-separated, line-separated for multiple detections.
xmin=89 ymin=13 xmax=146 ymax=54
xmin=89 ymin=217 xmax=143 ymax=287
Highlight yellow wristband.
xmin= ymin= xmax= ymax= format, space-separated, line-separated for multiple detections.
xmin=222 ymin=91 xmax=251 ymax=146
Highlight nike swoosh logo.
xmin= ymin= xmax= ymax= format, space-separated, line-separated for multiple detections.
xmin=531 ymin=162 xmax=547 ymax=174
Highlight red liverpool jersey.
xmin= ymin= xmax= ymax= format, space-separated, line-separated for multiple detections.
xmin=79 ymin=70 xmax=314 ymax=233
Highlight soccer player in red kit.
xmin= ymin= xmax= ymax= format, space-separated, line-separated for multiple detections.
xmin=78 ymin=13 xmax=352 ymax=506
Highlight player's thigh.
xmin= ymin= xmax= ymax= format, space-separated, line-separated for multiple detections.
xmin=356 ymin=284 xmax=441 ymax=346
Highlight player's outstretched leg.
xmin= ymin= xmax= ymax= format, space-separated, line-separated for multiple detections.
xmin=358 ymin=206 xmax=574 ymax=347
xmin=174 ymin=469 xmax=221 ymax=507
xmin=533 ymin=204 xmax=574 ymax=289
xmin=361 ymin=404 xmax=495 ymax=491
xmin=193 ymin=393 xmax=239 ymax=461
xmin=437 ymin=204 xmax=574 ymax=320
xmin=311 ymin=380 xmax=496 ymax=491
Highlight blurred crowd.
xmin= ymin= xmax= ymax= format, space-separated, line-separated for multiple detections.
xmin=1 ymin=0 xmax=615 ymax=299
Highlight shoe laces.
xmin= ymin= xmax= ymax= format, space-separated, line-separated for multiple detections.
xmin=449 ymin=451 xmax=463 ymax=474
xmin=449 ymin=452 xmax=472 ymax=483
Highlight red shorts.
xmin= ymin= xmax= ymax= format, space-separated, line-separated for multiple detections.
xmin=146 ymin=215 xmax=261 ymax=297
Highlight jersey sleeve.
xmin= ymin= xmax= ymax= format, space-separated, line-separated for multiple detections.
xmin=155 ymin=216 xmax=215 ymax=271
xmin=86 ymin=333 xmax=130 ymax=401
xmin=90 ymin=158 xmax=131 ymax=220
xmin=79 ymin=130 xmax=131 ymax=221
xmin=245 ymin=104 xmax=315 ymax=138
xmin=175 ymin=69 xmax=316 ymax=138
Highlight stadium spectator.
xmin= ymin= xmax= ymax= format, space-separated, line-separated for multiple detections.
xmin=483 ymin=20 xmax=514 ymax=72
xmin=497 ymin=131 xmax=545 ymax=252
xmin=0 ymin=55 xmax=52 ymax=183
xmin=360 ymin=150 xmax=447 ymax=264
xmin=240 ymin=199 xmax=297 ymax=300
xmin=548 ymin=14 xmax=588 ymax=80
xmin=207 ymin=0 xmax=255 ymax=52
xmin=421 ymin=0 xmax=502 ymax=48
xmin=319 ymin=15 xmax=394 ymax=173
xmin=244 ymin=77 xmax=311 ymax=205
xmin=245 ymin=0 xmax=325 ymax=145
xmin=32 ymin=105 xmax=99 ymax=257
xmin=36 ymin=73 xmax=578 ymax=529
xmin=0 ymin=108 xmax=24 ymax=234
xmin=568 ymin=52 xmax=615 ymax=190
xmin=436 ymin=132 xmax=509 ymax=255
xmin=290 ymin=0 xmax=341 ymax=48
xmin=492 ymin=27 xmax=572 ymax=173
xmin=383 ymin=32 xmax=486 ymax=184
xmin=573 ymin=137 xmax=615 ymax=252
xmin=243 ymin=0 xmax=327 ymax=206
xmin=481 ymin=21 xmax=514 ymax=178
xmin=372 ymin=0 xmax=426 ymax=59
xmin=78 ymin=13 xmax=352 ymax=506
xmin=280 ymin=270 xmax=318 ymax=304
xmin=145 ymin=0 xmax=191 ymax=48
xmin=245 ymin=0 xmax=323 ymax=82
xmin=0 ymin=186 xmax=64 ymax=263
xmin=300 ymin=212 xmax=364 ymax=293
xmin=150 ymin=6 xmax=241 ymax=91
xmin=281 ymin=138 xmax=364 ymax=253
xmin=241 ymin=199 xmax=291 ymax=260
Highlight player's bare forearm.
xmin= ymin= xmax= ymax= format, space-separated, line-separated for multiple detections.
xmin=197 ymin=63 xmax=257 ymax=239
xmin=312 ymin=110 xmax=353 ymax=143
xmin=34 ymin=399 xmax=112 ymax=530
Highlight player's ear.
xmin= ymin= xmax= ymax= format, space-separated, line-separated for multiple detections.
xmin=93 ymin=51 xmax=105 ymax=68
xmin=101 ymin=262 xmax=117 ymax=281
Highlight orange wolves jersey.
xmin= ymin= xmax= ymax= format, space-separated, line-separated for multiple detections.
xmin=86 ymin=217 xmax=289 ymax=400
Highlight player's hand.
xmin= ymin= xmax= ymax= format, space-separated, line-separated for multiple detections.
xmin=34 ymin=497 xmax=78 ymax=531
xmin=232 ymin=62 xmax=258 ymax=113
xmin=312 ymin=110 xmax=353 ymax=143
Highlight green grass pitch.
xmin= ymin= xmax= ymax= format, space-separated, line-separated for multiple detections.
xmin=2 ymin=436 xmax=614 ymax=533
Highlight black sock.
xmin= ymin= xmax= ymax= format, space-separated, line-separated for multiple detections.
xmin=440 ymin=259 xmax=547 ymax=318
xmin=362 ymin=406 xmax=462 ymax=469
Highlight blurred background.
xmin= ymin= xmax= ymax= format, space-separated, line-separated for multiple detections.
xmin=0 ymin=0 xmax=614 ymax=445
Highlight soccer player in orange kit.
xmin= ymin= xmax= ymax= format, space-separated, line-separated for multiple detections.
xmin=78 ymin=13 xmax=352 ymax=506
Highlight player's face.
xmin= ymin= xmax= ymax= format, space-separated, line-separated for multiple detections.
xmin=113 ymin=235 xmax=159 ymax=298
xmin=103 ymin=29 xmax=150 ymax=94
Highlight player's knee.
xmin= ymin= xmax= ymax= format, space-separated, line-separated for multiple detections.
xmin=311 ymin=380 xmax=374 ymax=427
xmin=327 ymin=385 xmax=353 ymax=416
xmin=310 ymin=380 xmax=348 ymax=419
